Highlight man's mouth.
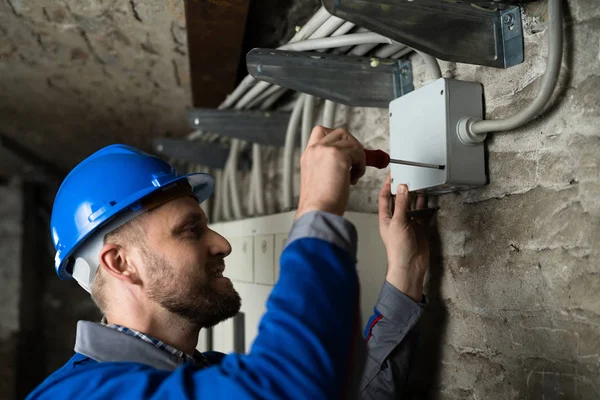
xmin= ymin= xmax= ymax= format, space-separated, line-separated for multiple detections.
xmin=208 ymin=264 xmax=226 ymax=278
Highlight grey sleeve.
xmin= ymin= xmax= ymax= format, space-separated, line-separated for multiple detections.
xmin=286 ymin=211 xmax=358 ymax=261
xmin=359 ymin=280 xmax=425 ymax=399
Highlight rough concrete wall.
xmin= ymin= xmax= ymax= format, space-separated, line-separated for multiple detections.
xmin=0 ymin=0 xmax=192 ymax=174
xmin=0 ymin=180 xmax=22 ymax=399
xmin=337 ymin=1 xmax=599 ymax=398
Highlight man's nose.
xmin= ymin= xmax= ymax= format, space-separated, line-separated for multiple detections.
xmin=207 ymin=229 xmax=232 ymax=258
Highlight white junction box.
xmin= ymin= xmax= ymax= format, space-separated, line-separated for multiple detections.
xmin=390 ymin=77 xmax=487 ymax=195
xmin=201 ymin=211 xmax=387 ymax=354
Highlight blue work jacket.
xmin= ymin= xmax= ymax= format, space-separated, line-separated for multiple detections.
xmin=28 ymin=211 xmax=424 ymax=399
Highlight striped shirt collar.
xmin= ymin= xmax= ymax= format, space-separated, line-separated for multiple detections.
xmin=102 ymin=320 xmax=209 ymax=368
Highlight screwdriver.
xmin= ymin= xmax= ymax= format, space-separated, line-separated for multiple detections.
xmin=364 ymin=149 xmax=445 ymax=170
xmin=363 ymin=149 xmax=440 ymax=219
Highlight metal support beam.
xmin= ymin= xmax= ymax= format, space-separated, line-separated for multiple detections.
xmin=321 ymin=0 xmax=524 ymax=69
xmin=153 ymin=138 xmax=231 ymax=169
xmin=247 ymin=49 xmax=414 ymax=108
xmin=188 ymin=109 xmax=292 ymax=147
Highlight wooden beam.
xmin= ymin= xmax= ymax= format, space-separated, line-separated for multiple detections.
xmin=185 ymin=0 xmax=250 ymax=108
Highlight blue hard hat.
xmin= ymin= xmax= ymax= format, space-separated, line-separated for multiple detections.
xmin=51 ymin=144 xmax=214 ymax=280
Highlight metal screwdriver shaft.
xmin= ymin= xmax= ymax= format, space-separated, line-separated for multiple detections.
xmin=364 ymin=149 xmax=445 ymax=170
xmin=389 ymin=158 xmax=445 ymax=170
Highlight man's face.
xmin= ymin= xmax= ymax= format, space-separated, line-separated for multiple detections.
xmin=137 ymin=196 xmax=240 ymax=328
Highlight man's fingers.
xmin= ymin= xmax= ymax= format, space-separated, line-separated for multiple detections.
xmin=323 ymin=130 xmax=365 ymax=185
xmin=306 ymin=125 xmax=335 ymax=148
xmin=378 ymin=174 xmax=392 ymax=223
xmin=415 ymin=192 xmax=428 ymax=225
xmin=393 ymin=184 xmax=410 ymax=227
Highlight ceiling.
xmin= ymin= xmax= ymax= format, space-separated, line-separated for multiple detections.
xmin=0 ymin=0 xmax=319 ymax=181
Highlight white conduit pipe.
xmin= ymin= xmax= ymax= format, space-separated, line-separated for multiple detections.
xmin=220 ymin=75 xmax=257 ymax=109
xmin=311 ymin=15 xmax=346 ymax=39
xmin=289 ymin=7 xmax=331 ymax=42
xmin=301 ymin=95 xmax=316 ymax=151
xmin=391 ymin=47 xmax=413 ymax=59
xmin=322 ymin=100 xmax=337 ymax=128
xmin=246 ymin=84 xmax=284 ymax=109
xmin=279 ymin=32 xmax=394 ymax=52
xmin=375 ymin=44 xmax=407 ymax=59
xmin=283 ymin=95 xmax=306 ymax=210
xmin=469 ymin=0 xmax=563 ymax=135
xmin=349 ymin=43 xmax=379 ymax=56
xmin=260 ymin=87 xmax=288 ymax=109
xmin=415 ymin=50 xmax=442 ymax=79
xmin=220 ymin=169 xmax=232 ymax=221
xmin=226 ymin=139 xmax=243 ymax=219
xmin=212 ymin=169 xmax=223 ymax=222
xmin=331 ymin=21 xmax=356 ymax=37
xmin=252 ymin=144 xmax=265 ymax=214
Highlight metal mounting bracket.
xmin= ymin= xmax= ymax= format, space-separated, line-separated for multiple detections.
xmin=188 ymin=108 xmax=292 ymax=147
xmin=321 ymin=0 xmax=524 ymax=69
xmin=152 ymin=138 xmax=231 ymax=169
xmin=247 ymin=49 xmax=414 ymax=108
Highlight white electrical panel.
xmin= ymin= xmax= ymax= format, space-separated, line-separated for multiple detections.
xmin=389 ymin=77 xmax=486 ymax=195
xmin=197 ymin=211 xmax=387 ymax=354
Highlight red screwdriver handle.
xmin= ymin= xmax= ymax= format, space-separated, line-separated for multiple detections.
xmin=364 ymin=149 xmax=390 ymax=169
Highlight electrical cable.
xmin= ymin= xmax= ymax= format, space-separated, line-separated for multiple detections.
xmin=375 ymin=44 xmax=407 ymax=59
xmin=283 ymin=95 xmax=306 ymax=210
xmin=415 ymin=50 xmax=442 ymax=79
xmin=322 ymin=100 xmax=336 ymax=127
xmin=226 ymin=139 xmax=243 ymax=219
xmin=349 ymin=43 xmax=379 ymax=56
xmin=301 ymin=95 xmax=316 ymax=151
xmin=252 ymin=144 xmax=265 ymax=215
xmin=468 ymin=0 xmax=563 ymax=135
xmin=279 ymin=32 xmax=394 ymax=52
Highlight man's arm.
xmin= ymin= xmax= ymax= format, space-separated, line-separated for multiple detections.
xmin=28 ymin=127 xmax=367 ymax=400
xmin=359 ymin=281 xmax=425 ymax=398
xmin=358 ymin=175 xmax=430 ymax=399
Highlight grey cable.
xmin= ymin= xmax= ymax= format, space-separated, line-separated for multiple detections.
xmin=470 ymin=0 xmax=563 ymax=135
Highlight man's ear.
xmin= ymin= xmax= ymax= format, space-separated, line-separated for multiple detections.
xmin=99 ymin=244 xmax=141 ymax=285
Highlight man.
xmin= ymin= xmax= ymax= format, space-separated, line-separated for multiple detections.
xmin=28 ymin=126 xmax=429 ymax=399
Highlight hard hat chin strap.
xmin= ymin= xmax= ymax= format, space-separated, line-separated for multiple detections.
xmin=71 ymin=210 xmax=144 ymax=293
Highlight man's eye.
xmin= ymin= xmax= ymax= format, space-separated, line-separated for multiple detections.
xmin=186 ymin=223 xmax=202 ymax=237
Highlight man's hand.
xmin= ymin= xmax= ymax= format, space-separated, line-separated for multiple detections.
xmin=378 ymin=174 xmax=429 ymax=302
xmin=296 ymin=126 xmax=366 ymax=219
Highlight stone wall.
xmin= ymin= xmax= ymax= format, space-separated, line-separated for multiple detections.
xmin=0 ymin=180 xmax=22 ymax=399
xmin=336 ymin=1 xmax=599 ymax=397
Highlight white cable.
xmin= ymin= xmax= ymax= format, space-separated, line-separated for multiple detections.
xmin=260 ymin=87 xmax=288 ymax=109
xmin=289 ymin=6 xmax=331 ymax=43
xmin=225 ymin=140 xmax=243 ymax=219
xmin=349 ymin=43 xmax=379 ymax=56
xmin=220 ymin=169 xmax=232 ymax=221
xmin=212 ymin=169 xmax=223 ymax=222
xmin=246 ymin=84 xmax=284 ymax=109
xmin=415 ymin=50 xmax=442 ymax=80
xmin=279 ymin=32 xmax=394 ymax=52
xmin=375 ymin=44 xmax=407 ymax=59
xmin=283 ymin=95 xmax=306 ymax=210
xmin=252 ymin=144 xmax=265 ymax=214
xmin=391 ymin=47 xmax=413 ymax=59
xmin=311 ymin=15 xmax=346 ymax=39
xmin=322 ymin=100 xmax=336 ymax=127
xmin=301 ymin=95 xmax=316 ymax=151
xmin=331 ymin=21 xmax=356 ymax=37
xmin=469 ymin=0 xmax=563 ymax=135
xmin=220 ymin=75 xmax=257 ymax=110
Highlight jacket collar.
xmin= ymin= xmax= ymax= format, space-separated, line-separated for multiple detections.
xmin=74 ymin=321 xmax=183 ymax=371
